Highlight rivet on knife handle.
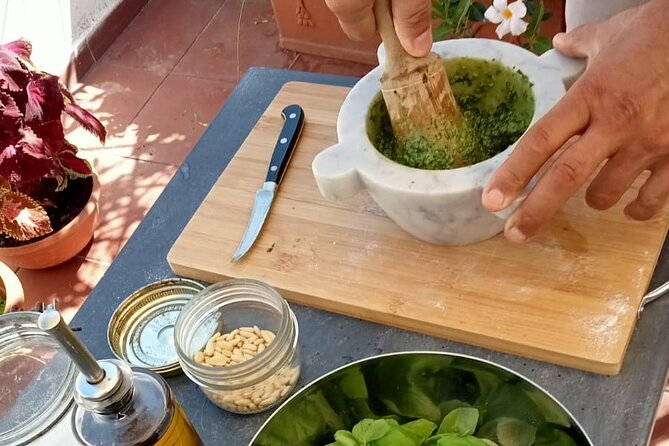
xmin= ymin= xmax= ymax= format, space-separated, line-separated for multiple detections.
xmin=266 ymin=104 xmax=304 ymax=185
xmin=231 ymin=104 xmax=305 ymax=262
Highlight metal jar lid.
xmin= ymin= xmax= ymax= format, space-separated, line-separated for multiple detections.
xmin=107 ymin=278 xmax=206 ymax=376
xmin=0 ymin=312 xmax=77 ymax=446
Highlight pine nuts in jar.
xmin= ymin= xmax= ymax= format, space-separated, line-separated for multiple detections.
xmin=174 ymin=279 xmax=301 ymax=414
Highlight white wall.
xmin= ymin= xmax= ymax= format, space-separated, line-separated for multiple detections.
xmin=0 ymin=0 xmax=122 ymax=75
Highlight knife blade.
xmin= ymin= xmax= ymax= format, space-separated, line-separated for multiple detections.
xmin=231 ymin=104 xmax=305 ymax=262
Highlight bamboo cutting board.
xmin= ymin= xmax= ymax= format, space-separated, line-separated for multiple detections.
xmin=168 ymin=82 xmax=668 ymax=375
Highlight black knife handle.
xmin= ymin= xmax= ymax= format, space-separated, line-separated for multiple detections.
xmin=265 ymin=104 xmax=305 ymax=185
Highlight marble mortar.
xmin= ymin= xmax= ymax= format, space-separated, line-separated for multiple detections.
xmin=312 ymin=38 xmax=585 ymax=245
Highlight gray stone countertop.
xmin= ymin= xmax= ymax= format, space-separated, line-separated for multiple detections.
xmin=71 ymin=68 xmax=669 ymax=446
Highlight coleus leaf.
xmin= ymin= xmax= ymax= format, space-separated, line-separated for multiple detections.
xmin=0 ymin=189 xmax=52 ymax=240
xmin=0 ymin=175 xmax=10 ymax=190
xmin=24 ymin=74 xmax=64 ymax=123
xmin=0 ymin=39 xmax=32 ymax=63
xmin=0 ymin=127 xmax=52 ymax=186
xmin=0 ymin=90 xmax=21 ymax=121
xmin=0 ymin=91 xmax=23 ymax=149
xmin=58 ymin=150 xmax=92 ymax=177
xmin=17 ymin=127 xmax=48 ymax=159
xmin=0 ymin=49 xmax=28 ymax=92
xmin=64 ymin=103 xmax=106 ymax=143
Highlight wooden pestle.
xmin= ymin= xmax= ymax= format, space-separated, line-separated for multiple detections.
xmin=374 ymin=0 xmax=462 ymax=148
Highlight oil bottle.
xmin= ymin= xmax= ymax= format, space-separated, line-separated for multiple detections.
xmin=38 ymin=308 xmax=203 ymax=446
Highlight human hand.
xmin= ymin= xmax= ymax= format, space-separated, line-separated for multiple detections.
xmin=324 ymin=0 xmax=432 ymax=57
xmin=481 ymin=0 xmax=669 ymax=243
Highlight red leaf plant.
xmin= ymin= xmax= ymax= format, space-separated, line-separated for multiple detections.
xmin=0 ymin=39 xmax=106 ymax=242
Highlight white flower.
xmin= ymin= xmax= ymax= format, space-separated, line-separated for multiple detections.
xmin=484 ymin=0 xmax=529 ymax=39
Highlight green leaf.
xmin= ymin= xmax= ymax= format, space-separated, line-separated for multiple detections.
xmin=523 ymin=388 xmax=571 ymax=428
xmin=541 ymin=11 xmax=554 ymax=21
xmin=352 ymin=419 xmax=393 ymax=444
xmin=482 ymin=382 xmax=544 ymax=427
xmin=477 ymin=418 xmax=537 ymax=446
xmin=370 ymin=427 xmax=421 ymax=446
xmin=438 ymin=407 xmax=479 ymax=436
xmin=434 ymin=434 xmax=490 ymax=446
xmin=525 ymin=1 xmax=536 ymax=16
xmin=497 ymin=418 xmax=537 ymax=446
xmin=338 ymin=367 xmax=369 ymax=399
xmin=401 ymin=419 xmax=437 ymax=441
xmin=468 ymin=2 xmax=486 ymax=21
xmin=530 ymin=36 xmax=551 ymax=54
xmin=480 ymin=440 xmax=500 ymax=446
xmin=533 ymin=428 xmax=579 ymax=446
xmin=454 ymin=0 xmax=473 ymax=28
xmin=432 ymin=4 xmax=447 ymax=19
xmin=433 ymin=22 xmax=455 ymax=41
xmin=334 ymin=430 xmax=360 ymax=446
xmin=525 ymin=0 xmax=544 ymax=38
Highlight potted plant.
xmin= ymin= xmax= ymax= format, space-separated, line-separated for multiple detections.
xmin=0 ymin=39 xmax=106 ymax=269
xmin=269 ymin=0 xmax=381 ymax=64
xmin=431 ymin=0 xmax=565 ymax=54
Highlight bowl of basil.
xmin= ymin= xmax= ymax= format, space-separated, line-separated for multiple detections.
xmin=250 ymin=352 xmax=592 ymax=446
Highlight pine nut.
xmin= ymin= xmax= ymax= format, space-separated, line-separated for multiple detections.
xmin=206 ymin=356 xmax=228 ymax=367
xmin=193 ymin=326 xmax=299 ymax=413
xmin=261 ymin=330 xmax=275 ymax=344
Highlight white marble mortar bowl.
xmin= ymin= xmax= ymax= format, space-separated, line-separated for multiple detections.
xmin=312 ymin=38 xmax=585 ymax=245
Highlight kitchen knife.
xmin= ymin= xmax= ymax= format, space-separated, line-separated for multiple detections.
xmin=231 ymin=104 xmax=305 ymax=262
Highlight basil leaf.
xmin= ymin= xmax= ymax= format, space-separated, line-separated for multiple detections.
xmin=352 ymin=419 xmax=393 ymax=444
xmin=497 ymin=418 xmax=537 ymax=446
xmin=438 ymin=407 xmax=480 ymax=436
xmin=370 ymin=426 xmax=422 ymax=446
xmin=435 ymin=434 xmax=490 ymax=445
xmin=401 ymin=419 xmax=437 ymax=441
xmin=333 ymin=430 xmax=360 ymax=446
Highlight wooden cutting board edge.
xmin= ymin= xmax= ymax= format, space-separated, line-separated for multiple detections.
xmin=167 ymin=259 xmax=640 ymax=376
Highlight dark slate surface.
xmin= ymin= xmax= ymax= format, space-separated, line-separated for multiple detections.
xmin=71 ymin=68 xmax=669 ymax=446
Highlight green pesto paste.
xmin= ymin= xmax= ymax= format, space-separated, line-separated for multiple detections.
xmin=367 ymin=57 xmax=535 ymax=170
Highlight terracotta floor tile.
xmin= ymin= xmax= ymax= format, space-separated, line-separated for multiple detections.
xmin=18 ymin=257 xmax=109 ymax=323
xmin=290 ymin=53 xmax=374 ymax=78
xmin=80 ymin=151 xmax=178 ymax=264
xmin=122 ymin=73 xmax=235 ymax=164
xmin=174 ymin=0 xmax=297 ymax=82
xmin=105 ymin=0 xmax=225 ymax=76
xmin=64 ymin=62 xmax=164 ymax=149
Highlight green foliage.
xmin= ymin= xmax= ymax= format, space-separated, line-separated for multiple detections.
xmin=253 ymin=355 xmax=589 ymax=446
xmin=431 ymin=0 xmax=555 ymax=54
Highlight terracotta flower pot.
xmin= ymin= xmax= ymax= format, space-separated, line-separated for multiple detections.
xmin=269 ymin=0 xmax=381 ymax=65
xmin=0 ymin=175 xmax=101 ymax=269
xmin=0 ymin=261 xmax=24 ymax=313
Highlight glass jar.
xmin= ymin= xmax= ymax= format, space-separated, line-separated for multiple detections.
xmin=174 ymin=279 xmax=300 ymax=414
xmin=0 ymin=312 xmax=77 ymax=445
